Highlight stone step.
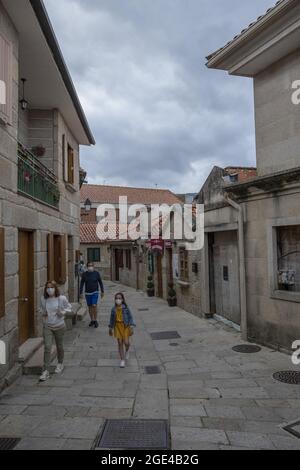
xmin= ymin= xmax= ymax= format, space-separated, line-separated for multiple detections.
xmin=23 ymin=344 xmax=57 ymax=375
xmin=76 ymin=305 xmax=87 ymax=321
xmin=18 ymin=338 xmax=44 ymax=364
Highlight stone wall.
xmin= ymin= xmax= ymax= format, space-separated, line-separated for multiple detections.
xmin=243 ymin=188 xmax=300 ymax=351
xmin=0 ymin=0 xmax=81 ymax=385
xmin=254 ymin=48 xmax=300 ymax=176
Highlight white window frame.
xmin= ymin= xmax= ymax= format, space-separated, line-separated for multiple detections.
xmin=268 ymin=217 xmax=300 ymax=303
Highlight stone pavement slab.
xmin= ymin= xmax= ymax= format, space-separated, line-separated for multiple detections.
xmin=0 ymin=281 xmax=299 ymax=450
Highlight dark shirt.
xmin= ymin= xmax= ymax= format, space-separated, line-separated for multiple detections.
xmin=80 ymin=271 xmax=104 ymax=295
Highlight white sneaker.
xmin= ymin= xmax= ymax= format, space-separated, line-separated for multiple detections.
xmin=120 ymin=360 xmax=125 ymax=368
xmin=125 ymin=350 xmax=130 ymax=361
xmin=55 ymin=364 xmax=64 ymax=374
xmin=39 ymin=370 xmax=50 ymax=382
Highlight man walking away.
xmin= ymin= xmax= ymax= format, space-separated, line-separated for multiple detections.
xmin=80 ymin=262 xmax=104 ymax=328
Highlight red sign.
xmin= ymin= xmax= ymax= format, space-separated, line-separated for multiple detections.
xmin=151 ymin=239 xmax=164 ymax=253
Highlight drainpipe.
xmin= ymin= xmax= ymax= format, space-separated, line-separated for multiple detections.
xmin=224 ymin=195 xmax=248 ymax=341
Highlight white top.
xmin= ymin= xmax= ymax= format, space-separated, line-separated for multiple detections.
xmin=40 ymin=295 xmax=72 ymax=330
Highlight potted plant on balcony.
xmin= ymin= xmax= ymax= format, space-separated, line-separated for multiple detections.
xmin=167 ymin=283 xmax=177 ymax=307
xmin=31 ymin=145 xmax=46 ymax=157
xmin=147 ymin=275 xmax=155 ymax=297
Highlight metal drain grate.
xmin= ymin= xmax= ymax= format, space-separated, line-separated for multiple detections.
xmin=0 ymin=438 xmax=21 ymax=450
xmin=273 ymin=371 xmax=300 ymax=385
xmin=145 ymin=366 xmax=161 ymax=375
xmin=232 ymin=344 xmax=261 ymax=353
xmin=150 ymin=331 xmax=181 ymax=341
xmin=93 ymin=419 xmax=169 ymax=450
xmin=283 ymin=420 xmax=300 ymax=439
xmin=170 ymin=343 xmax=179 ymax=347
xmin=138 ymin=308 xmax=149 ymax=312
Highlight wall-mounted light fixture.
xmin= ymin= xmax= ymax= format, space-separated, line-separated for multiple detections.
xmin=84 ymin=198 xmax=92 ymax=212
xmin=19 ymin=78 xmax=28 ymax=111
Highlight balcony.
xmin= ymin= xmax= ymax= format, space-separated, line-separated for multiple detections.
xmin=17 ymin=143 xmax=60 ymax=209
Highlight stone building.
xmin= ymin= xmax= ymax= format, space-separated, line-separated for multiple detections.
xmin=175 ymin=167 xmax=257 ymax=320
xmin=205 ymin=0 xmax=300 ymax=351
xmin=80 ymin=184 xmax=182 ymax=297
xmin=0 ymin=0 xmax=94 ymax=389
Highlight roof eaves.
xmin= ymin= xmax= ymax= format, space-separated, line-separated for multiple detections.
xmin=30 ymin=0 xmax=95 ymax=145
xmin=206 ymin=0 xmax=292 ymax=67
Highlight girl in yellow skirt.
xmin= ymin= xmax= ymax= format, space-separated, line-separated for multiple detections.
xmin=109 ymin=293 xmax=136 ymax=368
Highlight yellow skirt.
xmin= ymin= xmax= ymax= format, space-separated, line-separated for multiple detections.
xmin=114 ymin=321 xmax=131 ymax=341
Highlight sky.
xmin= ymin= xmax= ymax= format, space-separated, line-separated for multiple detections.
xmin=44 ymin=0 xmax=274 ymax=194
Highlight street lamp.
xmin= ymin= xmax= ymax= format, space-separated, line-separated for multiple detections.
xmin=19 ymin=78 xmax=28 ymax=111
xmin=84 ymin=198 xmax=92 ymax=212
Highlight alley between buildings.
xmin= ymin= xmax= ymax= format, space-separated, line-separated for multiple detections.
xmin=0 ymin=281 xmax=299 ymax=450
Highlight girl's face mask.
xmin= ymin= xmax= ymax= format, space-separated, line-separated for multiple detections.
xmin=47 ymin=288 xmax=55 ymax=297
xmin=87 ymin=266 xmax=94 ymax=272
xmin=115 ymin=299 xmax=123 ymax=306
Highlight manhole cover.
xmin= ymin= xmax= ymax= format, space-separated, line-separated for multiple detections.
xmin=232 ymin=344 xmax=261 ymax=353
xmin=283 ymin=420 xmax=300 ymax=438
xmin=273 ymin=371 xmax=300 ymax=385
xmin=0 ymin=438 xmax=21 ymax=450
xmin=150 ymin=331 xmax=181 ymax=341
xmin=145 ymin=366 xmax=161 ymax=375
xmin=93 ymin=419 xmax=169 ymax=450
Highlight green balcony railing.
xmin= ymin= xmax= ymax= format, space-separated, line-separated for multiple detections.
xmin=18 ymin=143 xmax=60 ymax=209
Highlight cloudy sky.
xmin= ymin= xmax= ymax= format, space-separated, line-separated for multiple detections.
xmin=44 ymin=0 xmax=274 ymax=194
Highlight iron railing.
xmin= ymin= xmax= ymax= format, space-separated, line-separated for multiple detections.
xmin=17 ymin=143 xmax=60 ymax=209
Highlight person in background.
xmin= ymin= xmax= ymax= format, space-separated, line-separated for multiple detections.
xmin=109 ymin=292 xmax=135 ymax=368
xmin=80 ymin=262 xmax=104 ymax=328
xmin=39 ymin=281 xmax=71 ymax=382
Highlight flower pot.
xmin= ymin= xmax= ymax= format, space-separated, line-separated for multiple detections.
xmin=147 ymin=289 xmax=155 ymax=297
xmin=167 ymin=298 xmax=177 ymax=307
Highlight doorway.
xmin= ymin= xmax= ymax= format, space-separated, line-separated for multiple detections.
xmin=156 ymin=253 xmax=163 ymax=298
xmin=18 ymin=230 xmax=34 ymax=345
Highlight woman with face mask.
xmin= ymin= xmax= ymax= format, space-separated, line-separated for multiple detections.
xmin=39 ymin=281 xmax=72 ymax=382
xmin=108 ymin=293 xmax=136 ymax=368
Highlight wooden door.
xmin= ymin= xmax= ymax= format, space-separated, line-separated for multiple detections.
xmin=115 ymin=249 xmax=120 ymax=281
xmin=157 ymin=253 xmax=163 ymax=298
xmin=18 ymin=231 xmax=34 ymax=345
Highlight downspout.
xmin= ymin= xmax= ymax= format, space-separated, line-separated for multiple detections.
xmin=224 ymin=195 xmax=248 ymax=341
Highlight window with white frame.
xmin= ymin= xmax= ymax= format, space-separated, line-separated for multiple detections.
xmin=277 ymin=225 xmax=300 ymax=292
xmin=0 ymin=33 xmax=13 ymax=125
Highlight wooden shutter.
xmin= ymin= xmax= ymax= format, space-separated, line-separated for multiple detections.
xmin=47 ymin=233 xmax=55 ymax=281
xmin=0 ymin=228 xmax=5 ymax=318
xmin=59 ymin=235 xmax=67 ymax=284
xmin=0 ymin=33 xmax=12 ymax=125
xmin=62 ymin=134 xmax=68 ymax=182
xmin=68 ymin=145 xmax=74 ymax=184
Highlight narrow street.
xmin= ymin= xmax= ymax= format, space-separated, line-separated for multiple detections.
xmin=0 ymin=281 xmax=299 ymax=450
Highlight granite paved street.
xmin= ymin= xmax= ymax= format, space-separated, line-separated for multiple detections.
xmin=0 ymin=281 xmax=300 ymax=450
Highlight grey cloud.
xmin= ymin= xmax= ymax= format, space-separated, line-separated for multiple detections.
xmin=44 ymin=0 xmax=273 ymax=193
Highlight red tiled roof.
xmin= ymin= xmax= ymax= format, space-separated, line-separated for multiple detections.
xmin=80 ymin=184 xmax=183 ymax=205
xmin=224 ymin=167 xmax=257 ymax=183
xmin=206 ymin=0 xmax=287 ymax=62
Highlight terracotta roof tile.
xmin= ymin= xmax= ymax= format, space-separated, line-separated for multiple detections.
xmin=80 ymin=184 xmax=183 ymax=205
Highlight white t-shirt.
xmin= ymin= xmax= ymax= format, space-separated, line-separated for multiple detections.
xmin=40 ymin=295 xmax=72 ymax=330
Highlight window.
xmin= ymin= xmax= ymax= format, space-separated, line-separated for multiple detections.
xmin=179 ymin=249 xmax=189 ymax=281
xmin=0 ymin=228 xmax=5 ymax=318
xmin=277 ymin=225 xmax=300 ymax=292
xmin=223 ymin=266 xmax=229 ymax=282
xmin=67 ymin=144 xmax=74 ymax=185
xmin=87 ymin=248 xmax=101 ymax=263
xmin=47 ymin=234 xmax=67 ymax=284
xmin=0 ymin=33 xmax=12 ymax=125
xmin=125 ymin=249 xmax=132 ymax=270
xmin=62 ymin=134 xmax=67 ymax=182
